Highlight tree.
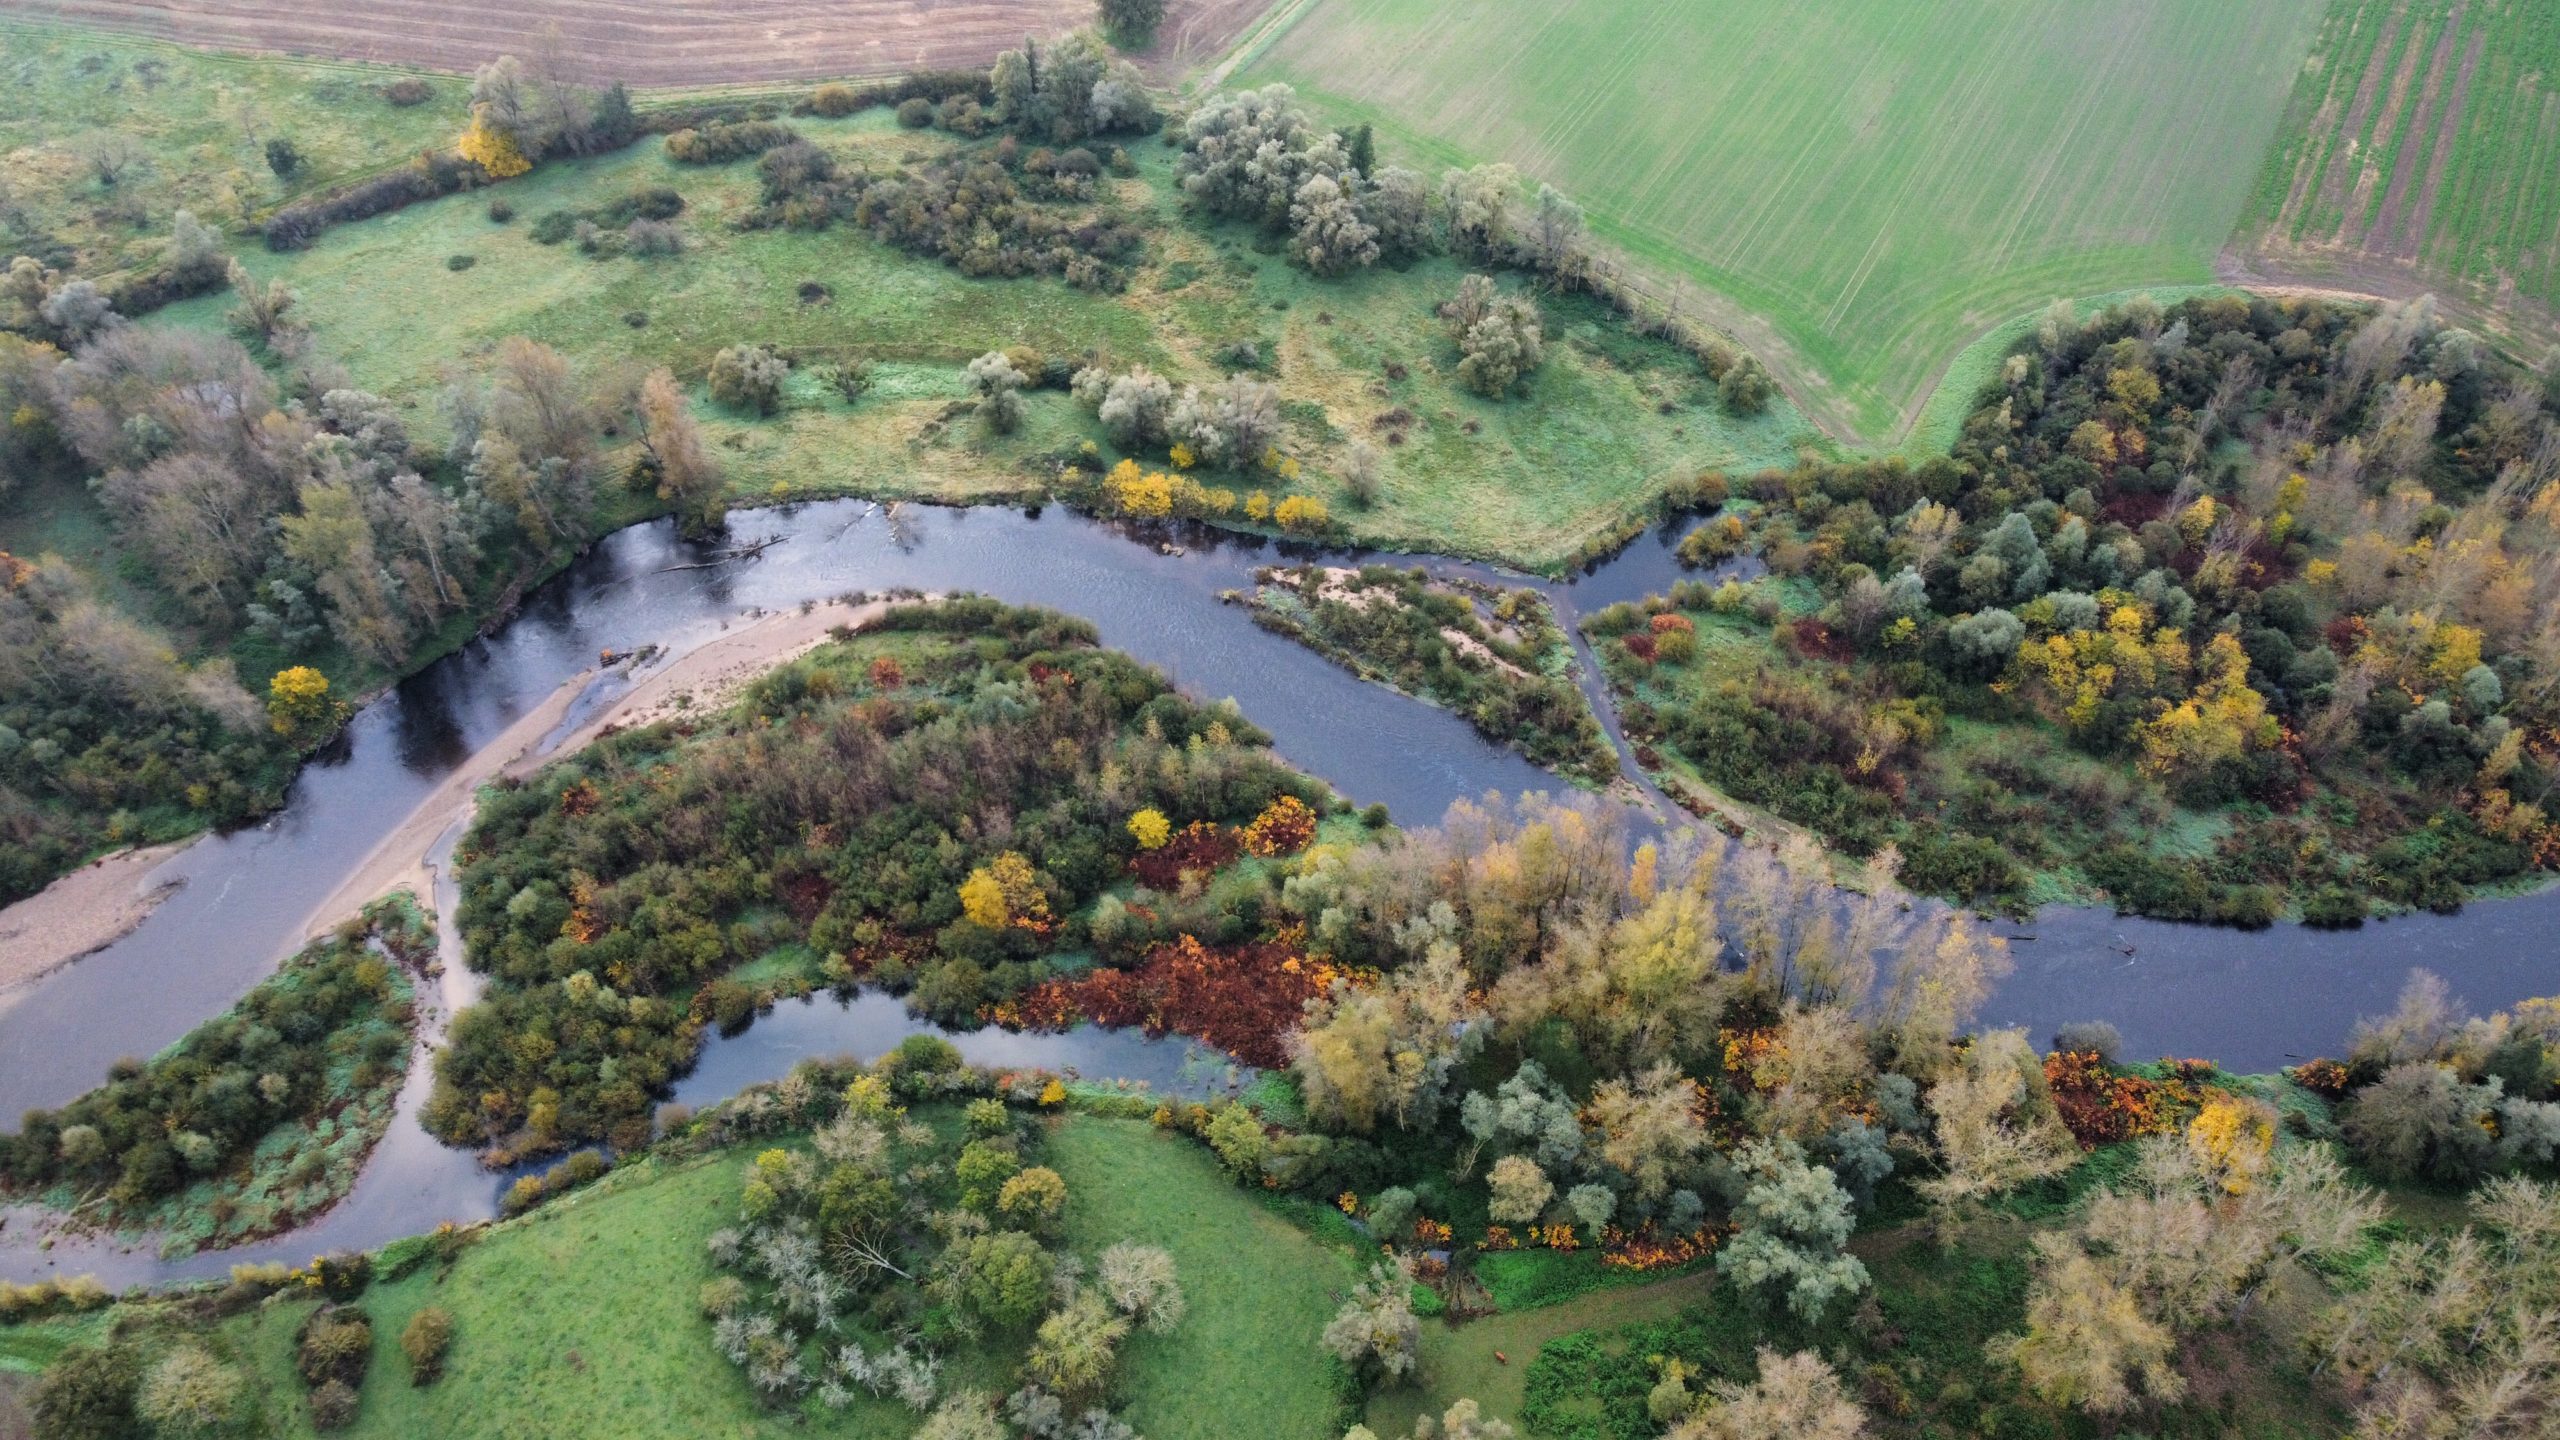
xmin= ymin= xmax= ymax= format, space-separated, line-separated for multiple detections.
xmin=1363 ymin=166 xmax=1434 ymax=261
xmin=1124 ymin=809 xmax=1172 ymax=851
xmin=1454 ymin=293 xmax=1545 ymax=397
xmin=1097 ymin=0 xmax=1166 ymax=47
xmin=1990 ymin=1244 xmax=2186 ymax=1415
xmin=1439 ymin=164 xmax=1518 ymax=260
xmin=997 ymin=1165 xmax=1068 ymax=1232
xmin=1095 ymin=1242 xmax=1186 ymax=1332
xmin=1091 ymin=366 xmax=1175 ymax=448
xmin=75 ymin=131 xmax=141 ymax=190
xmin=1025 ymin=1291 xmax=1129 ymax=1406
xmin=400 ymin=1306 xmax=454 ymax=1385
xmin=264 ymin=136 xmax=304 ymax=178
xmin=639 ymin=368 xmax=726 ymax=538
xmin=1916 ymin=1030 xmax=2076 ymax=1217
xmin=226 ymin=259 xmax=297 ymax=346
xmin=268 ymin=665 xmax=336 ymax=741
xmin=708 ymin=343 xmax=787 ymax=416
xmin=40 ymin=280 xmax=116 ymax=345
xmin=1525 ymin=183 xmax=1584 ymax=274
xmin=1486 ymin=1153 xmax=1552 ymax=1225
xmin=2342 ymin=1062 xmax=2498 ymax=1183
xmin=1178 ymin=84 xmax=1351 ymax=227
xmin=136 ymin=1346 xmax=243 ymax=1438
xmin=1584 ymin=1063 xmax=1710 ymax=1205
xmin=166 ymin=209 xmax=228 ymax=290
xmin=1171 ymin=374 xmax=1282 ymax=468
xmin=967 ymin=351 xmax=1028 ymax=434
xmin=29 ymin=1341 xmax=142 ymax=1440
xmin=1671 ymin=1348 xmax=1868 ymax=1440
xmin=931 ymin=1229 xmax=1054 ymax=1331
xmin=1290 ymin=174 xmax=1379 ymax=276
xmin=1720 ymin=355 xmax=1774 ymax=415
xmin=916 ymin=1391 xmax=1008 ymax=1440
xmin=1321 ymin=1261 xmax=1420 ymax=1388
xmin=1715 ymin=1138 xmax=1869 ymax=1322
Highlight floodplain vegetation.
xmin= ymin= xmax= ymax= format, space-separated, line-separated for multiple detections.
xmin=1594 ymin=292 xmax=2560 ymax=921
xmin=1242 ymin=564 xmax=1618 ymax=786
xmin=15 ymin=769 xmax=2560 ymax=1440
xmin=0 ymin=898 xmax=425 ymax=1256
xmin=428 ymin=598 xmax=1340 ymax=1160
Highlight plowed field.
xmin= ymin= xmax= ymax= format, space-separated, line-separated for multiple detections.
xmin=12 ymin=0 xmax=1270 ymax=85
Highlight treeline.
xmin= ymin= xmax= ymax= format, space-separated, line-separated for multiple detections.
xmin=0 ymin=901 xmax=421 ymax=1227
xmin=1623 ymin=294 xmax=2560 ymax=918
xmin=0 ymin=307 xmax=662 ymax=901
xmin=428 ymin=598 xmax=1331 ymax=1157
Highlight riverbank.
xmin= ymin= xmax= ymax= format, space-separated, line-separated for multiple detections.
xmin=0 ymin=842 xmax=189 ymax=1009
xmin=297 ymin=595 xmax=907 ymax=947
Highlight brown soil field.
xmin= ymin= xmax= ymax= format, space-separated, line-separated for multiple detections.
xmin=13 ymin=0 xmax=1274 ymax=86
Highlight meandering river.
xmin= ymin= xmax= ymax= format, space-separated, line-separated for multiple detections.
xmin=2 ymin=499 xmax=2551 ymax=1284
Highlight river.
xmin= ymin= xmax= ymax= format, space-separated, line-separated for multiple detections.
xmin=1 ymin=499 xmax=2552 ymax=1284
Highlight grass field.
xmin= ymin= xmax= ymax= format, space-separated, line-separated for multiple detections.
xmin=169 ymin=1116 xmax=1350 ymax=1439
xmin=146 ymin=110 xmax=1813 ymax=568
xmin=2238 ymin=0 xmax=2560 ymax=345
xmin=0 ymin=21 xmax=464 ymax=278
xmin=1242 ymin=0 xmax=2329 ymax=444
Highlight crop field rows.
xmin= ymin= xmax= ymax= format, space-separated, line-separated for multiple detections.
xmin=10 ymin=0 xmax=1271 ymax=86
xmin=2242 ymin=0 xmax=2560 ymax=337
xmin=1246 ymin=0 xmax=2328 ymax=443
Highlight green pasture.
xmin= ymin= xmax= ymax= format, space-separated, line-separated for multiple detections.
xmin=1244 ymin=0 xmax=2328 ymax=443
xmin=147 ymin=115 xmax=1811 ymax=567
xmin=185 ymin=1115 xmax=1349 ymax=1439
xmin=0 ymin=19 xmax=463 ymax=278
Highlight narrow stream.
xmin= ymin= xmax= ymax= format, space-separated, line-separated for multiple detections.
xmin=1 ymin=499 xmax=2551 ymax=1284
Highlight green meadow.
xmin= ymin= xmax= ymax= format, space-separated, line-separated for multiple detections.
xmin=0 ymin=20 xmax=463 ymax=278
xmin=116 ymin=1116 xmax=1354 ymax=1440
xmin=143 ymin=109 xmax=1812 ymax=568
xmin=1243 ymin=0 xmax=2329 ymax=443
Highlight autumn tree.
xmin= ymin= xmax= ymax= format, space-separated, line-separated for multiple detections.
xmin=709 ymin=343 xmax=788 ymax=417
xmin=1669 ymin=1348 xmax=1868 ymax=1440
xmin=1321 ymin=1261 xmax=1420 ymax=1388
xmin=1917 ymin=1029 xmax=2076 ymax=1222
xmin=1990 ymin=1244 xmax=2186 ymax=1415
xmin=638 ymin=368 xmax=725 ymax=538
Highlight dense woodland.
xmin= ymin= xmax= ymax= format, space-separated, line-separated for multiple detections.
xmin=1236 ymin=793 xmax=2559 ymax=1438
xmin=1601 ymin=295 xmax=2560 ymax=920
xmin=430 ymin=599 xmax=1334 ymax=1157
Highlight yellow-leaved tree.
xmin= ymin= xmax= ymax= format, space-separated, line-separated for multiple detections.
xmin=458 ymin=114 xmax=531 ymax=179
xmin=1127 ymin=808 xmax=1171 ymax=850
xmin=959 ymin=851 xmax=1047 ymax=929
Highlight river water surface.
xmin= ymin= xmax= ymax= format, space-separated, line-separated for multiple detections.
xmin=2 ymin=500 xmax=2552 ymax=1283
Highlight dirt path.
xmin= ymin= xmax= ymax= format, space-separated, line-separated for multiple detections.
xmin=14 ymin=0 xmax=1272 ymax=86
xmin=0 ymin=841 xmax=190 ymax=1005
xmin=297 ymin=597 xmax=904 ymax=942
